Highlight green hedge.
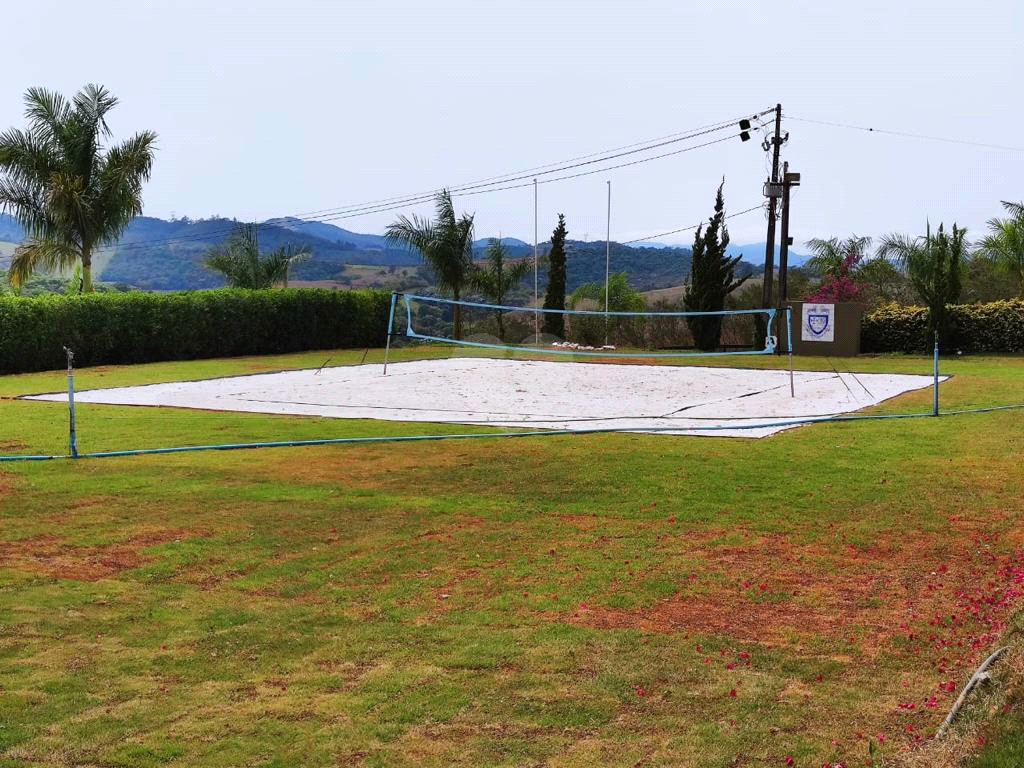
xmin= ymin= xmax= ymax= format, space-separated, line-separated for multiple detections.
xmin=0 ymin=288 xmax=392 ymax=374
xmin=862 ymin=299 xmax=1024 ymax=353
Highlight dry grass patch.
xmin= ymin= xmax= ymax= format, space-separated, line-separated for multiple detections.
xmin=0 ymin=528 xmax=206 ymax=581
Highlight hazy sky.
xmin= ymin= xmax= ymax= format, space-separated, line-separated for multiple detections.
xmin=2 ymin=0 xmax=1021 ymax=250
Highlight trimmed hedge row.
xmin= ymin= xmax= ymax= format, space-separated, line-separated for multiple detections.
xmin=861 ymin=299 xmax=1024 ymax=353
xmin=0 ymin=288 xmax=392 ymax=374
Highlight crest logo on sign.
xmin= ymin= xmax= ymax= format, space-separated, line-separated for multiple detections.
xmin=801 ymin=303 xmax=835 ymax=343
xmin=807 ymin=313 xmax=830 ymax=336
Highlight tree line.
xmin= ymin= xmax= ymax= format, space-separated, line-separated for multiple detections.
xmin=2 ymin=83 xmax=1021 ymax=354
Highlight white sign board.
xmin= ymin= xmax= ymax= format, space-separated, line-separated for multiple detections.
xmin=802 ymin=303 xmax=835 ymax=342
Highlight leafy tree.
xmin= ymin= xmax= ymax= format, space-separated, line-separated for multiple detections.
xmin=856 ymin=257 xmax=914 ymax=306
xmin=386 ymin=189 xmax=475 ymax=339
xmin=0 ymin=84 xmax=156 ymax=292
xmin=204 ymin=224 xmax=310 ymax=288
xmin=877 ymin=222 xmax=967 ymax=349
xmin=962 ymin=251 xmax=1021 ymax=303
xmin=469 ymin=238 xmax=531 ymax=340
xmin=542 ymin=214 xmax=568 ymax=338
xmin=683 ymin=180 xmax=748 ymax=350
xmin=568 ymin=272 xmax=646 ymax=346
xmin=977 ymin=200 xmax=1024 ymax=297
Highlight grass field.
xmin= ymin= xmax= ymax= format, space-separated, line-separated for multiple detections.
xmin=1 ymin=349 xmax=1023 ymax=767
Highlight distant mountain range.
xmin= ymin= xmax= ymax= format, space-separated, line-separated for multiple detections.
xmin=0 ymin=213 xmax=788 ymax=292
xmin=728 ymin=242 xmax=809 ymax=266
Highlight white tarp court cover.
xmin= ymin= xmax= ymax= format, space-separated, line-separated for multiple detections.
xmin=28 ymin=358 xmax=944 ymax=439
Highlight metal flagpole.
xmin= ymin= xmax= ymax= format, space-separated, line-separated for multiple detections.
xmin=533 ymin=178 xmax=539 ymax=342
xmin=604 ymin=180 xmax=611 ymax=345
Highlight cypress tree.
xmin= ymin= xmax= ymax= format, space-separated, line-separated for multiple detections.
xmin=684 ymin=180 xmax=748 ymax=350
xmin=542 ymin=214 xmax=568 ymax=338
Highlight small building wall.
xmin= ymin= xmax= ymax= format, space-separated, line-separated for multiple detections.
xmin=778 ymin=302 xmax=866 ymax=356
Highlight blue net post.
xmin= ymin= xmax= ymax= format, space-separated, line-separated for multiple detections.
xmin=64 ymin=346 xmax=79 ymax=458
xmin=383 ymin=292 xmax=399 ymax=376
xmin=787 ymin=307 xmax=794 ymax=398
xmin=933 ymin=331 xmax=940 ymax=416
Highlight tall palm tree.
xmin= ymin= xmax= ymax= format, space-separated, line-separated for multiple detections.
xmin=204 ymin=224 xmax=310 ymax=288
xmin=385 ymin=189 xmax=475 ymax=339
xmin=877 ymin=223 xmax=967 ymax=349
xmin=977 ymin=200 xmax=1024 ymax=297
xmin=0 ymin=84 xmax=157 ymax=292
xmin=469 ymin=238 xmax=532 ymax=340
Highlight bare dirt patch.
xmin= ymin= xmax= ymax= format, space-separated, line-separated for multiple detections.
xmin=571 ymin=526 xmax=1024 ymax=672
xmin=0 ymin=528 xmax=206 ymax=581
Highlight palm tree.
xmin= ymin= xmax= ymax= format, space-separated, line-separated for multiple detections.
xmin=877 ymin=223 xmax=967 ymax=349
xmin=205 ymin=224 xmax=310 ymax=288
xmin=977 ymin=200 xmax=1024 ymax=297
xmin=385 ymin=189 xmax=475 ymax=339
xmin=0 ymin=84 xmax=157 ymax=292
xmin=469 ymin=238 xmax=532 ymax=340
xmin=805 ymin=235 xmax=872 ymax=279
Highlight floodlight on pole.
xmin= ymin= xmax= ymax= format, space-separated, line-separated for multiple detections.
xmin=739 ymin=118 xmax=751 ymax=142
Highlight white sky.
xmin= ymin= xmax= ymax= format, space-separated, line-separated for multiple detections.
xmin=2 ymin=0 xmax=1021 ymax=248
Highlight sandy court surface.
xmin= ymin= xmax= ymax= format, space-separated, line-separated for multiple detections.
xmin=27 ymin=358 xmax=943 ymax=438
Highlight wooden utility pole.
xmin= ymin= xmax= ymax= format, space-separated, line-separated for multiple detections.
xmin=778 ymin=162 xmax=801 ymax=305
xmin=761 ymin=104 xmax=785 ymax=308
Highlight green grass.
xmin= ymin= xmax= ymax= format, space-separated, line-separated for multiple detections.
xmin=1 ymin=349 xmax=1023 ymax=766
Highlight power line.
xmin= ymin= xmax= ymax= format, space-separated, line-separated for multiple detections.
xmin=292 ymin=109 xmax=774 ymax=220
xmin=317 ymin=133 xmax=743 ymax=216
xmin=110 ymin=123 xmax=744 ymax=253
xmin=786 ymin=115 xmax=1024 ymax=153
xmin=622 ymin=204 xmax=765 ymax=244
xmin=111 ymin=116 xmax=768 ymax=253
xmin=274 ymin=121 xmax=758 ymax=223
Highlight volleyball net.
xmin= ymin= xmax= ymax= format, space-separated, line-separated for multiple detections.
xmin=384 ymin=293 xmax=790 ymax=362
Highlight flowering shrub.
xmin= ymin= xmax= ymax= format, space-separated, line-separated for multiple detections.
xmin=805 ymin=251 xmax=865 ymax=303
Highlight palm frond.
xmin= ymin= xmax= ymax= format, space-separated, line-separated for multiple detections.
xmin=384 ymin=213 xmax=436 ymax=255
xmin=434 ymin=189 xmax=457 ymax=229
xmin=23 ymin=87 xmax=71 ymax=142
xmin=94 ymin=130 xmax=157 ymax=243
xmin=875 ymin=233 xmax=920 ymax=267
xmin=0 ymin=176 xmax=51 ymax=237
xmin=0 ymin=127 xmax=59 ymax=187
xmin=8 ymin=238 xmax=80 ymax=287
xmin=1001 ymin=201 xmax=1024 ymax=220
xmin=73 ymin=84 xmax=117 ymax=138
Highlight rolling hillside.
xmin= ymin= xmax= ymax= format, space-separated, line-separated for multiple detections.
xmin=0 ymin=213 xmax=764 ymax=294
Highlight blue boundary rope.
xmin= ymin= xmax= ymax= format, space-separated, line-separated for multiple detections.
xmin=3 ymin=403 xmax=1022 ymax=463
